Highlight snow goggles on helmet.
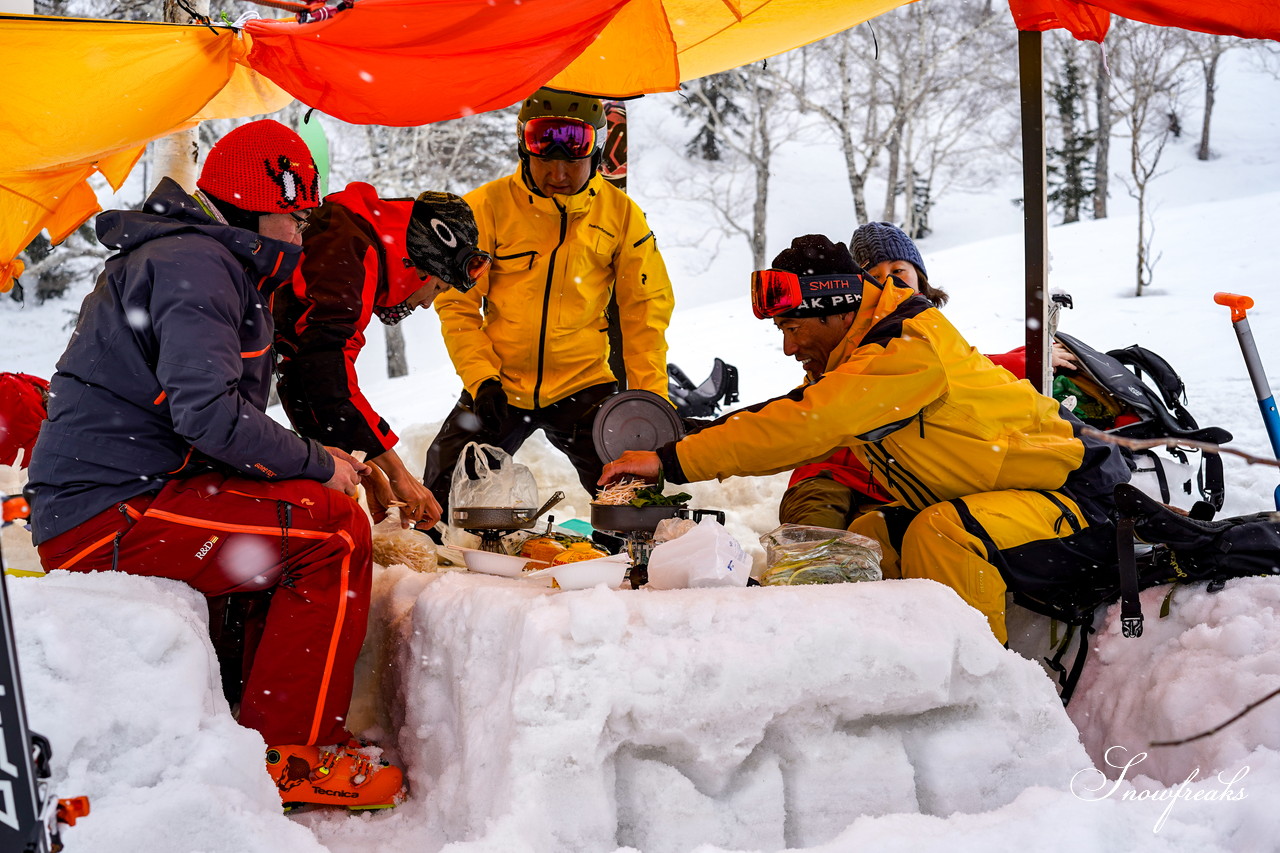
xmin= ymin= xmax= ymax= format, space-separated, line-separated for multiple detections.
xmin=750 ymin=270 xmax=864 ymax=319
xmin=521 ymin=116 xmax=598 ymax=160
xmin=458 ymin=247 xmax=492 ymax=289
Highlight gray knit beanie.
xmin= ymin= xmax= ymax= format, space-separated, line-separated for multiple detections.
xmin=850 ymin=222 xmax=927 ymax=281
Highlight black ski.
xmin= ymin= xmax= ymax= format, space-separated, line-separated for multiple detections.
xmin=0 ymin=559 xmax=81 ymax=851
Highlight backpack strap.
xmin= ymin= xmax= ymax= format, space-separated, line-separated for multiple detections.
xmin=1107 ymin=345 xmax=1185 ymax=409
xmin=1043 ymin=621 xmax=1094 ymax=706
xmin=1115 ymin=509 xmax=1145 ymax=638
xmin=1200 ymin=451 xmax=1227 ymax=511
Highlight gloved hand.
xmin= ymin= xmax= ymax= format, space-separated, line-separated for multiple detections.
xmin=473 ymin=378 xmax=508 ymax=434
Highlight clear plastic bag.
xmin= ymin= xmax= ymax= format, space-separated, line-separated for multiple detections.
xmin=449 ymin=441 xmax=538 ymax=509
xmin=759 ymin=524 xmax=883 ymax=586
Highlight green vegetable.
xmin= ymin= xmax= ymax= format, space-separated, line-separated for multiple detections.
xmin=627 ymin=488 xmax=692 ymax=508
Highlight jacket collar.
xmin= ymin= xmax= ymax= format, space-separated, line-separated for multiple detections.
xmin=101 ymin=177 xmax=302 ymax=294
xmin=512 ymin=170 xmax=603 ymax=215
xmin=822 ymin=278 xmax=921 ymax=371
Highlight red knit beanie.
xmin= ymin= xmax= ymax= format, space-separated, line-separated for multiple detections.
xmin=197 ymin=120 xmax=320 ymax=214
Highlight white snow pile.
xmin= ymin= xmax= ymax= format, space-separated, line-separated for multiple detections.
xmin=8 ymin=557 xmax=1280 ymax=852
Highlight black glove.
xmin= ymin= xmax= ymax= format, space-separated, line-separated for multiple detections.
xmin=473 ymin=378 xmax=508 ymax=434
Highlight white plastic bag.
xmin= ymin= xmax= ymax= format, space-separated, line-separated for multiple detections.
xmin=449 ymin=441 xmax=538 ymax=509
xmin=646 ymin=517 xmax=750 ymax=589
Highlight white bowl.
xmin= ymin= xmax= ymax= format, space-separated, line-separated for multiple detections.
xmin=457 ymin=548 xmax=548 ymax=578
xmin=528 ymin=554 xmax=630 ymax=590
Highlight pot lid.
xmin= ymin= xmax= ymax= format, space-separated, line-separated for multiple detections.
xmin=592 ymin=390 xmax=685 ymax=463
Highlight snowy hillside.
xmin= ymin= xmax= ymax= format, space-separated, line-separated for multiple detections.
xmin=3 ymin=46 xmax=1280 ymax=853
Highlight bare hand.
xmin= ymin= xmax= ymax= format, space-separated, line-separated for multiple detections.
xmin=386 ymin=472 xmax=442 ymax=529
xmin=1051 ymin=341 xmax=1079 ymax=371
xmin=361 ymin=463 xmax=395 ymax=524
xmin=323 ymin=447 xmax=370 ymax=497
xmin=598 ymin=450 xmax=662 ymax=486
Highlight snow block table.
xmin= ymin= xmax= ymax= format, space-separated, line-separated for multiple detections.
xmin=365 ymin=568 xmax=1092 ymax=852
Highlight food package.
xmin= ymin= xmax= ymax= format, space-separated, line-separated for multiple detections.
xmin=759 ymin=524 xmax=882 ymax=586
xmin=520 ymin=535 xmax=567 ymax=563
xmin=550 ymin=542 xmax=609 ymax=565
xmin=372 ymin=522 xmax=438 ymax=573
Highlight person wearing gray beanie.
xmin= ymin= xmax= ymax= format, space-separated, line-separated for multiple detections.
xmin=850 ymin=221 xmax=949 ymax=307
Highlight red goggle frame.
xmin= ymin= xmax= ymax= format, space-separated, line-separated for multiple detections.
xmin=750 ymin=270 xmax=863 ymax=319
xmin=521 ymin=116 xmax=598 ymax=160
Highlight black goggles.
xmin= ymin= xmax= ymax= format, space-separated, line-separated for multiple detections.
xmin=750 ymin=270 xmax=864 ymax=319
xmin=521 ymin=116 xmax=598 ymax=160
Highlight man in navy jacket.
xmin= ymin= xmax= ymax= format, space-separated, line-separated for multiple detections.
xmin=26 ymin=120 xmax=404 ymax=810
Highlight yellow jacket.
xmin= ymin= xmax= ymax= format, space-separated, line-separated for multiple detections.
xmin=670 ymin=282 xmax=1095 ymax=511
xmin=435 ymin=171 xmax=675 ymax=409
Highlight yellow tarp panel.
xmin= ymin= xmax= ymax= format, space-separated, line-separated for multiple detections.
xmin=550 ymin=0 xmax=915 ymax=96
xmin=0 ymin=15 xmax=291 ymax=292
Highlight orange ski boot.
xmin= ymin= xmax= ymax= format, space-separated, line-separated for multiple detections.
xmin=266 ymin=744 xmax=405 ymax=810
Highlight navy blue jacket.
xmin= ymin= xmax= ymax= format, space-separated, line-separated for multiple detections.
xmin=26 ymin=178 xmax=334 ymax=543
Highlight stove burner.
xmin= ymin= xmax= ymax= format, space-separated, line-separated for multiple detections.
xmin=465 ymin=529 xmax=508 ymax=553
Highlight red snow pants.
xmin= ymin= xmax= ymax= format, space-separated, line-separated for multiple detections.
xmin=36 ymin=472 xmax=372 ymax=747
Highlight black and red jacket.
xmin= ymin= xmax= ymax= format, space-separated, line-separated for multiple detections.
xmin=274 ymin=182 xmax=427 ymax=459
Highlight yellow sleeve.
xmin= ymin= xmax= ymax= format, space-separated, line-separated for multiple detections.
xmin=676 ymin=334 xmax=948 ymax=482
xmin=435 ymin=185 xmax=501 ymax=397
xmin=614 ymin=201 xmax=674 ymax=400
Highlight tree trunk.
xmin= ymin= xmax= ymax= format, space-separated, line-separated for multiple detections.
xmin=1092 ymin=46 xmax=1110 ymax=220
xmin=1198 ymin=51 xmax=1220 ymax=161
xmin=154 ymin=0 xmax=209 ymax=192
xmin=751 ymin=144 xmax=770 ymax=270
xmin=386 ymin=324 xmax=408 ymax=378
xmin=1132 ymin=130 xmax=1147 ymax=297
xmin=881 ymin=116 xmax=904 ymax=223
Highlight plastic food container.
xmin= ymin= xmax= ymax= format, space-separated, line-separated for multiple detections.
xmin=456 ymin=548 xmax=548 ymax=578
xmin=527 ymin=554 xmax=630 ymax=590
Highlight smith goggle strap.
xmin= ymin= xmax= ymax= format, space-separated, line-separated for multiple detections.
xmin=750 ymin=271 xmax=864 ymax=319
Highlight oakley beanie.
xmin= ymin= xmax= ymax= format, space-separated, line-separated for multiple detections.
xmin=768 ymin=234 xmax=864 ymax=318
xmin=197 ymin=120 xmax=321 ymax=215
xmin=406 ymin=191 xmax=481 ymax=288
xmin=850 ymin=221 xmax=928 ymax=281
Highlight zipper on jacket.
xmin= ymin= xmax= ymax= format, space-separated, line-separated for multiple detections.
xmin=532 ymin=202 xmax=569 ymax=409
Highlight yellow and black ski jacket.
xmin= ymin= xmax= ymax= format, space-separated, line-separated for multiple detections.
xmin=660 ymin=280 xmax=1127 ymax=515
xmin=435 ymin=171 xmax=675 ymax=409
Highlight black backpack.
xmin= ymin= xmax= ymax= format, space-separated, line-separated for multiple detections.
xmin=1020 ymin=484 xmax=1280 ymax=705
xmin=1054 ymin=333 xmax=1232 ymax=510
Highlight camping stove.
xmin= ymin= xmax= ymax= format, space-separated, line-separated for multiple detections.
xmin=466 ymin=528 xmax=508 ymax=554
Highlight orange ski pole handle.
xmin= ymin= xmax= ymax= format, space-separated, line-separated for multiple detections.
xmin=57 ymin=796 xmax=91 ymax=827
xmin=1214 ymin=292 xmax=1254 ymax=323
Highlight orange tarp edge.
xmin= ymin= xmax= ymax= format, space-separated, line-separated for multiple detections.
xmin=1007 ymin=0 xmax=1280 ymax=40
xmin=244 ymin=0 xmax=631 ymax=127
xmin=0 ymin=15 xmax=290 ymax=293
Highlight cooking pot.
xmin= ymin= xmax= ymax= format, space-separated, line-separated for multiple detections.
xmin=452 ymin=490 xmax=565 ymax=531
xmin=590 ymin=503 xmax=725 ymax=535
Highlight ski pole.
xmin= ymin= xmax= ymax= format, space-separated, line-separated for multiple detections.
xmin=1214 ymin=292 xmax=1280 ymax=510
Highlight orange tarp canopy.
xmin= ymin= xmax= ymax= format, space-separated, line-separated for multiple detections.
xmin=0 ymin=15 xmax=290 ymax=291
xmin=1008 ymin=0 xmax=1280 ymax=40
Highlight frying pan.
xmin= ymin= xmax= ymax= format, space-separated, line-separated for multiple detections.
xmin=590 ymin=504 xmax=725 ymax=535
xmin=451 ymin=490 xmax=565 ymax=530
